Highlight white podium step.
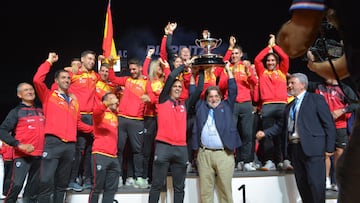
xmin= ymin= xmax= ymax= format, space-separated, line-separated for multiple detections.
xmin=64 ymin=171 xmax=338 ymax=203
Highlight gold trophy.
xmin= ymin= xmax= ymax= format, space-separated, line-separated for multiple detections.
xmin=192 ymin=30 xmax=225 ymax=69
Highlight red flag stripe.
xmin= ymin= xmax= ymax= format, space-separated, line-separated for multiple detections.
xmin=102 ymin=0 xmax=117 ymax=59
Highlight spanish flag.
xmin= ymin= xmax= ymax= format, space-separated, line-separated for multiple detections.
xmin=102 ymin=0 xmax=119 ymax=60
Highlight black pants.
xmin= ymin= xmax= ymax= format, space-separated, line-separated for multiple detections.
xmin=290 ymin=144 xmax=325 ymax=203
xmin=149 ymin=142 xmax=188 ymax=203
xmin=37 ymin=135 xmax=76 ymax=203
xmin=69 ymin=114 xmax=93 ymax=185
xmin=233 ymin=102 xmax=256 ymax=164
xmin=88 ymin=154 xmax=121 ymax=203
xmin=117 ymin=116 xmax=145 ymax=178
xmin=2 ymin=160 xmax=13 ymax=196
xmin=5 ymin=156 xmax=41 ymax=203
xmin=257 ymin=103 xmax=286 ymax=164
xmin=143 ymin=116 xmax=157 ymax=180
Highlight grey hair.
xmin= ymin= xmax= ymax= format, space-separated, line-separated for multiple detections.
xmin=290 ymin=73 xmax=308 ymax=89
xmin=17 ymin=82 xmax=32 ymax=93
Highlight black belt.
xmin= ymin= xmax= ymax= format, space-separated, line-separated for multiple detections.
xmin=201 ymin=145 xmax=224 ymax=151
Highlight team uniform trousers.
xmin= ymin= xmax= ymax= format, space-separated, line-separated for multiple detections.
xmin=186 ymin=114 xmax=196 ymax=167
xmin=37 ymin=135 xmax=76 ymax=203
xmin=258 ymin=103 xmax=286 ymax=164
xmin=149 ymin=141 xmax=188 ymax=203
xmin=143 ymin=116 xmax=157 ymax=180
xmin=5 ymin=156 xmax=41 ymax=203
xmin=2 ymin=160 xmax=13 ymax=196
xmin=88 ymin=154 xmax=121 ymax=203
xmin=197 ymin=148 xmax=235 ymax=203
xmin=117 ymin=116 xmax=144 ymax=178
xmin=233 ymin=101 xmax=255 ymax=163
xmin=70 ymin=114 xmax=93 ymax=184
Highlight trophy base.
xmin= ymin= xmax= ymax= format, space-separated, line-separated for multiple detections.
xmin=192 ymin=54 xmax=225 ymax=69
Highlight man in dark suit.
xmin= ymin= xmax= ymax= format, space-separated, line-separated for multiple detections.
xmin=256 ymin=72 xmax=336 ymax=203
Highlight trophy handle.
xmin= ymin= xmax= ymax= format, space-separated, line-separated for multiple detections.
xmin=215 ymin=38 xmax=222 ymax=48
xmin=195 ymin=39 xmax=201 ymax=47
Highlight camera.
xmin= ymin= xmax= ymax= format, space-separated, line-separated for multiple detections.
xmin=306 ymin=22 xmax=344 ymax=62
xmin=309 ymin=38 xmax=343 ymax=62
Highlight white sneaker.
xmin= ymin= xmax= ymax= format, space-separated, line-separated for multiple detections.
xmin=281 ymin=159 xmax=294 ymax=171
xmin=145 ymin=177 xmax=151 ymax=187
xmin=118 ymin=176 xmax=123 ymax=188
xmin=133 ymin=177 xmax=149 ymax=189
xmin=243 ymin=163 xmax=256 ymax=171
xmin=260 ymin=160 xmax=276 ymax=171
xmin=186 ymin=162 xmax=197 ymax=173
xmin=332 ymin=184 xmax=338 ymax=191
xmin=236 ymin=161 xmax=244 ymax=171
xmin=125 ymin=177 xmax=135 ymax=186
xmin=326 ymin=177 xmax=332 ymax=190
xmin=251 ymin=162 xmax=261 ymax=169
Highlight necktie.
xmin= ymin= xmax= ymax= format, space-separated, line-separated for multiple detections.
xmin=289 ymin=97 xmax=298 ymax=135
xmin=290 ymin=97 xmax=298 ymax=120
xmin=209 ymin=109 xmax=214 ymax=123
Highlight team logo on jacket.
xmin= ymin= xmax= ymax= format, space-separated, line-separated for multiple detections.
xmin=42 ymin=152 xmax=48 ymax=158
xmin=16 ymin=161 xmax=22 ymax=168
xmin=179 ymin=105 xmax=185 ymax=112
xmin=97 ymin=164 xmax=102 ymax=171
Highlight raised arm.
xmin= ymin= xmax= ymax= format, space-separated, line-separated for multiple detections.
xmin=158 ymin=64 xmax=185 ymax=104
xmin=33 ymin=52 xmax=59 ymax=103
xmin=186 ymin=69 xmax=204 ymax=111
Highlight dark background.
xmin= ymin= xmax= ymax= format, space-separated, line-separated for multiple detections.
xmin=2 ymin=0 xmax=314 ymax=121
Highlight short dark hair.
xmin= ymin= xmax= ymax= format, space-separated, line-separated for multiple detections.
xmin=81 ymin=50 xmax=96 ymax=58
xmin=100 ymin=63 xmax=109 ymax=68
xmin=127 ymin=58 xmax=142 ymax=67
xmin=54 ymin=69 xmax=69 ymax=79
